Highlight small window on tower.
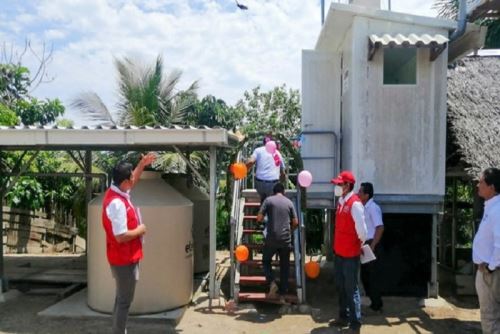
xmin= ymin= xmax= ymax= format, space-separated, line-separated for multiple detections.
xmin=383 ymin=48 xmax=417 ymax=85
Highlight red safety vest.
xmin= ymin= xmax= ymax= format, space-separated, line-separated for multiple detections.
xmin=102 ymin=188 xmax=143 ymax=266
xmin=333 ymin=194 xmax=362 ymax=257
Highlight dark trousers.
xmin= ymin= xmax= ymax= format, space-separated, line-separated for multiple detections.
xmin=334 ymin=255 xmax=361 ymax=330
xmin=255 ymin=179 xmax=278 ymax=203
xmin=361 ymin=244 xmax=383 ymax=310
xmin=111 ymin=263 xmax=138 ymax=334
xmin=263 ymin=245 xmax=290 ymax=295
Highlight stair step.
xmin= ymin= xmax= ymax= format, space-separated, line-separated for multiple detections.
xmin=243 ymin=215 xmax=258 ymax=220
xmin=244 ymin=202 xmax=261 ymax=207
xmin=241 ymin=259 xmax=296 ymax=267
xmin=243 ymin=229 xmax=264 ymax=234
xmin=240 ymin=275 xmax=295 ymax=285
xmin=246 ymin=243 xmax=264 ymax=251
xmin=238 ymin=292 xmax=298 ymax=304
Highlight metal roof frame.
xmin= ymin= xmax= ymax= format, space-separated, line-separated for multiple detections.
xmin=0 ymin=126 xmax=240 ymax=304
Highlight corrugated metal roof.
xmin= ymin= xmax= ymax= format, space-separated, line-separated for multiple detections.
xmin=369 ymin=33 xmax=449 ymax=47
xmin=0 ymin=125 xmax=241 ymax=151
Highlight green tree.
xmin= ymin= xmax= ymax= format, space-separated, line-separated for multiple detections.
xmin=0 ymin=64 xmax=30 ymax=105
xmin=0 ymin=103 xmax=18 ymax=125
xmin=0 ymin=63 xmax=65 ymax=125
xmin=433 ymin=0 xmax=500 ymax=48
xmin=236 ymin=84 xmax=301 ymax=139
xmin=185 ymin=95 xmax=244 ymax=130
xmin=13 ymin=98 xmax=64 ymax=126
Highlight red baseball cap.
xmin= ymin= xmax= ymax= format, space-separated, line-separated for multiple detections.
xmin=330 ymin=171 xmax=356 ymax=185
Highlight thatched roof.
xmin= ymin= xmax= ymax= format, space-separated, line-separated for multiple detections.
xmin=447 ymin=55 xmax=500 ymax=178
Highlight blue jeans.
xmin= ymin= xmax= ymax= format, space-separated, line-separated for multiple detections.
xmin=334 ymin=255 xmax=361 ymax=330
xmin=262 ymin=245 xmax=290 ymax=295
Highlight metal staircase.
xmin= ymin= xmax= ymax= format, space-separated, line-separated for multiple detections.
xmin=229 ymin=152 xmax=306 ymax=304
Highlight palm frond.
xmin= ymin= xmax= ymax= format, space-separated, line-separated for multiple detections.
xmin=432 ymin=0 xmax=459 ymax=19
xmin=70 ymin=92 xmax=115 ymax=126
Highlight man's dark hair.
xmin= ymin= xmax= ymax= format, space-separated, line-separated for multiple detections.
xmin=360 ymin=182 xmax=374 ymax=199
xmin=483 ymin=168 xmax=500 ymax=193
xmin=112 ymin=161 xmax=133 ymax=186
xmin=273 ymin=182 xmax=285 ymax=194
xmin=346 ymin=183 xmax=355 ymax=192
xmin=263 ymin=135 xmax=273 ymax=145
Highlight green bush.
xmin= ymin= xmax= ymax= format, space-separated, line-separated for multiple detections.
xmin=6 ymin=177 xmax=45 ymax=210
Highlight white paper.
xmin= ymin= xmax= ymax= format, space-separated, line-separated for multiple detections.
xmin=360 ymin=244 xmax=376 ymax=264
xmin=136 ymin=207 xmax=144 ymax=245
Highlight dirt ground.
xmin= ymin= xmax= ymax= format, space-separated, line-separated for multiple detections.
xmin=0 ymin=253 xmax=482 ymax=334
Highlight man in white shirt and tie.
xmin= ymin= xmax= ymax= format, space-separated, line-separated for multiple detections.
xmin=358 ymin=182 xmax=384 ymax=313
xmin=473 ymin=167 xmax=500 ymax=334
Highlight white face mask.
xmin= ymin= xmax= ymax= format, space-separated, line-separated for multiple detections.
xmin=334 ymin=185 xmax=343 ymax=197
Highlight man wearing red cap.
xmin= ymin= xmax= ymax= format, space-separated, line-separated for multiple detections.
xmin=330 ymin=170 xmax=367 ymax=334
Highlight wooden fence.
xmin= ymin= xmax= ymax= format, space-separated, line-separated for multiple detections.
xmin=1 ymin=206 xmax=85 ymax=254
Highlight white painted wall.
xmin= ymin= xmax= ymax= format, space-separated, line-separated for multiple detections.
xmin=301 ymin=50 xmax=342 ymax=195
xmin=347 ymin=16 xmax=448 ymax=195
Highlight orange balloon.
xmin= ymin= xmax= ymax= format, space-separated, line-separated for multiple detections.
xmin=235 ymin=245 xmax=249 ymax=262
xmin=231 ymin=162 xmax=247 ymax=180
xmin=305 ymin=261 xmax=320 ymax=279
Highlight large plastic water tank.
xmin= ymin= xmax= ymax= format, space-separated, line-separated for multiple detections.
xmin=167 ymin=175 xmax=209 ymax=273
xmin=87 ymin=172 xmax=193 ymax=314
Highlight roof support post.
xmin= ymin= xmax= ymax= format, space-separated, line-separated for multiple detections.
xmin=428 ymin=212 xmax=441 ymax=298
xmin=0 ymin=186 xmax=5 ymax=294
xmin=84 ymin=151 xmax=92 ymax=253
xmin=208 ymin=146 xmax=217 ymax=304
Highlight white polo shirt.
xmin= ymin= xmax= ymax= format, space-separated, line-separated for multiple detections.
xmin=105 ymin=184 xmax=132 ymax=236
xmin=364 ymin=198 xmax=384 ymax=240
xmin=338 ymin=191 xmax=367 ymax=243
xmin=473 ymin=194 xmax=500 ymax=271
xmin=251 ymin=146 xmax=285 ymax=181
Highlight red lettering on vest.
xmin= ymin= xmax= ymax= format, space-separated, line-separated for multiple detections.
xmin=333 ymin=194 xmax=362 ymax=257
xmin=102 ymin=188 xmax=143 ymax=265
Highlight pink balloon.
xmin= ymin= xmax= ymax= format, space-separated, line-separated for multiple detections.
xmin=298 ymin=170 xmax=313 ymax=188
xmin=265 ymin=140 xmax=277 ymax=154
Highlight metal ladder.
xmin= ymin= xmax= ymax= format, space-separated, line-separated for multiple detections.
xmin=229 ymin=151 xmax=306 ymax=304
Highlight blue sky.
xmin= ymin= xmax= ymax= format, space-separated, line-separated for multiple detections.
xmin=0 ymin=0 xmax=441 ymax=124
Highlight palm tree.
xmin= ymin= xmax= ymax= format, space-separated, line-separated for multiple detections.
xmin=433 ymin=0 xmax=500 ymax=48
xmin=72 ymin=55 xmax=199 ymax=177
xmin=72 ymin=55 xmax=198 ymax=126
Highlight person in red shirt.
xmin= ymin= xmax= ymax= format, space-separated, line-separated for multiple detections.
xmin=102 ymin=152 xmax=156 ymax=334
xmin=330 ymin=171 xmax=367 ymax=334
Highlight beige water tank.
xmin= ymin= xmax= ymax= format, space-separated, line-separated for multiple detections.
xmin=167 ymin=175 xmax=209 ymax=273
xmin=87 ymin=171 xmax=193 ymax=314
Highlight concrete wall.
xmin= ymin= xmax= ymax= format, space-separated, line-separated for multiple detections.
xmin=340 ymin=26 xmax=355 ymax=174
xmin=345 ymin=16 xmax=448 ymax=195
xmin=301 ymin=50 xmax=342 ymax=196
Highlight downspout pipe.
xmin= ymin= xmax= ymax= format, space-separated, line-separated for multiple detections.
xmin=321 ymin=0 xmax=325 ymax=25
xmin=450 ymin=0 xmax=467 ymax=42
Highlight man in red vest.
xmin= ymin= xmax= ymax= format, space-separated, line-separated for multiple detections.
xmin=330 ymin=170 xmax=367 ymax=334
xmin=102 ymin=152 xmax=156 ymax=334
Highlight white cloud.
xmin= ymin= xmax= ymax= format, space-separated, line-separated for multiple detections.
xmin=44 ymin=29 xmax=67 ymax=40
xmin=0 ymin=0 xmax=442 ymax=125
